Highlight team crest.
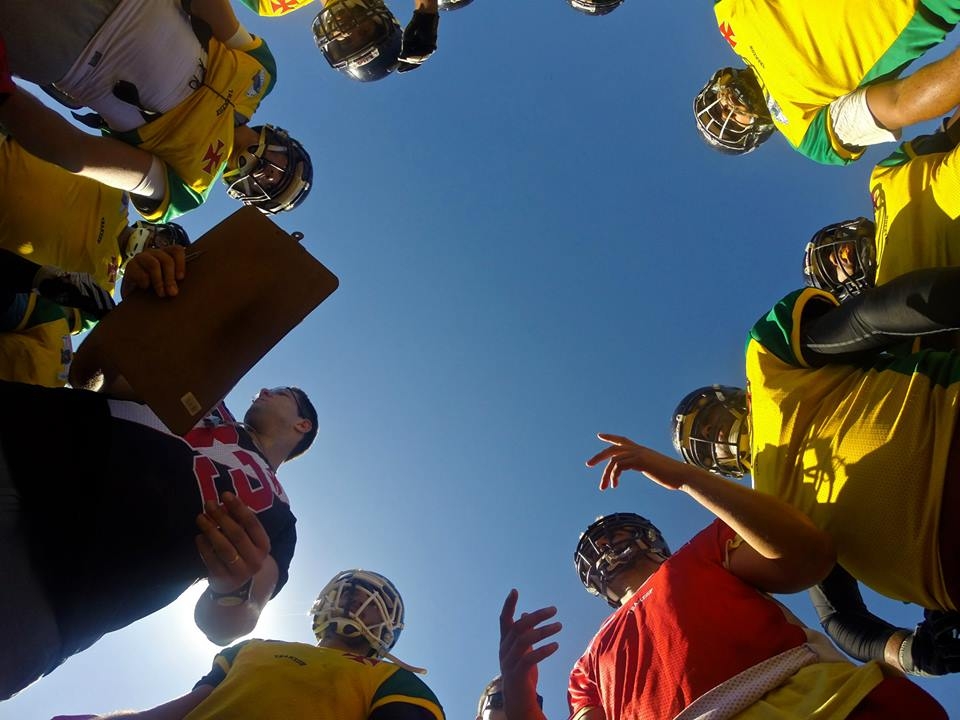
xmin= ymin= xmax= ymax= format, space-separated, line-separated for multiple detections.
xmin=719 ymin=22 xmax=736 ymax=48
xmin=248 ymin=70 xmax=265 ymax=98
xmin=766 ymin=96 xmax=787 ymax=125
xmin=870 ymin=184 xmax=888 ymax=242
xmin=202 ymin=140 xmax=225 ymax=174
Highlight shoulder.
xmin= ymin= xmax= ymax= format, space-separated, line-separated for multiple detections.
xmin=371 ymin=667 xmax=444 ymax=720
xmin=747 ymin=288 xmax=837 ymax=366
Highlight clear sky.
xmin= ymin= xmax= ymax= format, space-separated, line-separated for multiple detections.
xmin=6 ymin=0 xmax=960 ymax=717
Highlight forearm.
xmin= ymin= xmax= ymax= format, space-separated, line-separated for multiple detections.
xmin=803 ymin=267 xmax=960 ymax=362
xmin=188 ymin=0 xmax=243 ymax=43
xmin=194 ymin=586 xmax=262 ymax=645
xmin=678 ymin=463 xmax=833 ymax=568
xmin=83 ymin=687 xmax=213 ymax=720
xmin=867 ymin=44 xmax=960 ymax=132
xmin=0 ymin=88 xmax=154 ymax=192
xmin=414 ymin=0 xmax=439 ymax=11
xmin=809 ymin=565 xmax=902 ymax=664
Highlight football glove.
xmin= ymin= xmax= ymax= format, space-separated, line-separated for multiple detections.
xmin=397 ymin=10 xmax=439 ymax=73
xmin=34 ymin=266 xmax=116 ymax=320
xmin=899 ymin=609 xmax=960 ymax=676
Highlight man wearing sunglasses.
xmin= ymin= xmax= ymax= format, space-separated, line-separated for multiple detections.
xmin=0 ymin=382 xmax=318 ymax=700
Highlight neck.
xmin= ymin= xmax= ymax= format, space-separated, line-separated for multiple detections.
xmin=244 ymin=425 xmax=288 ymax=471
xmin=317 ymin=634 xmax=375 ymax=655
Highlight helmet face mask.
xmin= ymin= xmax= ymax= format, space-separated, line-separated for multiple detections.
xmin=672 ymin=385 xmax=750 ymax=478
xmin=311 ymin=570 xmax=405 ymax=658
xmin=803 ymin=218 xmax=877 ymax=301
xmin=312 ymin=0 xmax=402 ymax=82
xmin=123 ymin=221 xmax=191 ymax=261
xmin=575 ymin=513 xmax=671 ymax=608
xmin=222 ymin=125 xmax=312 ymax=214
xmin=694 ymin=67 xmax=774 ymax=155
xmin=567 ymin=0 xmax=624 ymax=15
xmin=439 ymin=0 xmax=474 ymax=9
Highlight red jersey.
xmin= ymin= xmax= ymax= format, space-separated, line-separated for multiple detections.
xmin=567 ymin=521 xmax=806 ymax=719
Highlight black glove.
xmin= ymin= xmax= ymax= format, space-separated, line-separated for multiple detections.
xmin=397 ymin=10 xmax=439 ymax=73
xmin=899 ymin=610 xmax=960 ymax=676
xmin=34 ymin=266 xmax=116 ymax=320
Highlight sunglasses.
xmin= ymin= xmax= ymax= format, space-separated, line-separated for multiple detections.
xmin=265 ymin=387 xmax=309 ymax=420
xmin=484 ymin=691 xmax=544 ymax=711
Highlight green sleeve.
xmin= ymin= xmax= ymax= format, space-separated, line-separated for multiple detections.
xmin=796 ymin=109 xmax=856 ymax=166
xmin=373 ymin=669 xmax=444 ymax=714
xmin=746 ymin=290 xmax=807 ymax=366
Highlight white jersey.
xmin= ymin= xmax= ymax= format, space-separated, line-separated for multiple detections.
xmin=55 ymin=0 xmax=206 ymax=132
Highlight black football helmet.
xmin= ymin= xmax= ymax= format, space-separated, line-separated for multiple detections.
xmin=672 ymin=385 xmax=750 ymax=478
xmin=567 ymin=0 xmax=624 ymax=15
xmin=694 ymin=67 xmax=774 ymax=155
xmin=222 ymin=125 xmax=312 ymax=214
xmin=123 ymin=221 xmax=191 ymax=262
xmin=803 ymin=218 xmax=877 ymax=301
xmin=575 ymin=513 xmax=671 ymax=608
xmin=312 ymin=0 xmax=402 ymax=82
xmin=439 ymin=0 xmax=474 ymax=9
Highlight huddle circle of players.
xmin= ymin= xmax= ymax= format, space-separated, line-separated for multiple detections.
xmin=2 ymin=0 xmax=960 ymax=717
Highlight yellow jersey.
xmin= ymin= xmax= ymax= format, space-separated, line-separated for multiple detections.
xmin=870 ymin=131 xmax=960 ymax=283
xmin=236 ymin=0 xmax=317 ymax=15
xmin=746 ymin=288 xmax=957 ymax=609
xmin=114 ymin=36 xmax=276 ymax=221
xmin=186 ymin=641 xmax=445 ymax=720
xmin=713 ymin=0 xmax=960 ymax=164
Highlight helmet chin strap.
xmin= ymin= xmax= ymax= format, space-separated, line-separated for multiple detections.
xmin=329 ymin=618 xmax=427 ymax=674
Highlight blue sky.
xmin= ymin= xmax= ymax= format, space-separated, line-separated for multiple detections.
xmin=6 ymin=0 xmax=960 ymax=716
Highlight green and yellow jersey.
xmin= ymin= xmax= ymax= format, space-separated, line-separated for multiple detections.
xmin=236 ymin=0 xmax=317 ymax=15
xmin=713 ymin=0 xmax=960 ymax=165
xmin=746 ymin=287 xmax=959 ymax=609
xmin=115 ymin=36 xmax=277 ymax=222
xmin=870 ymin=130 xmax=960 ymax=283
xmin=186 ymin=641 xmax=445 ymax=720
xmin=0 ymin=296 xmax=81 ymax=388
xmin=0 ymin=136 xmax=127 ymax=292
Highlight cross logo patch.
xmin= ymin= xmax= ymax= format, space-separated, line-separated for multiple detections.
xmin=202 ymin=140 xmax=225 ymax=175
xmin=271 ymin=0 xmax=302 ymax=12
xmin=719 ymin=22 xmax=737 ymax=48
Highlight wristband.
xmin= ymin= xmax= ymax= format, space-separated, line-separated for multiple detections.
xmin=207 ymin=579 xmax=253 ymax=607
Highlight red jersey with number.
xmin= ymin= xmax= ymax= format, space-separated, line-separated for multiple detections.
xmin=567 ymin=521 xmax=806 ymax=720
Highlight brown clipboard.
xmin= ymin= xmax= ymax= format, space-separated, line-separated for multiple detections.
xmin=73 ymin=206 xmax=339 ymax=434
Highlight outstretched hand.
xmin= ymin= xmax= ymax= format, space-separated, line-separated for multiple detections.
xmin=586 ymin=434 xmax=685 ymax=491
xmin=499 ymin=589 xmax=560 ymax=719
xmin=196 ymin=492 xmax=271 ymax=594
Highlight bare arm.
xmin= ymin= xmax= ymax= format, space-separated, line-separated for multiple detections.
xmin=586 ymin=436 xmax=836 ymax=594
xmin=60 ymin=686 xmax=213 ymax=720
xmin=188 ymin=0 xmax=243 ymax=43
xmin=414 ymin=0 xmax=438 ymax=11
xmin=866 ymin=44 xmax=960 ymax=132
xmin=194 ymin=493 xmax=277 ymax=645
xmin=0 ymin=86 xmax=155 ymax=192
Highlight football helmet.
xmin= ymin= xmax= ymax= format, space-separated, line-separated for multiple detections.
xmin=439 ymin=0 xmax=474 ymax=9
xmin=311 ymin=569 xmax=405 ymax=658
xmin=575 ymin=513 xmax=671 ymax=608
xmin=672 ymin=385 xmax=750 ymax=478
xmin=802 ymin=217 xmax=877 ymax=301
xmin=694 ymin=67 xmax=774 ymax=155
xmin=312 ymin=0 xmax=402 ymax=82
xmin=222 ymin=125 xmax=312 ymax=214
xmin=567 ymin=0 xmax=623 ymax=15
xmin=123 ymin=221 xmax=191 ymax=262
